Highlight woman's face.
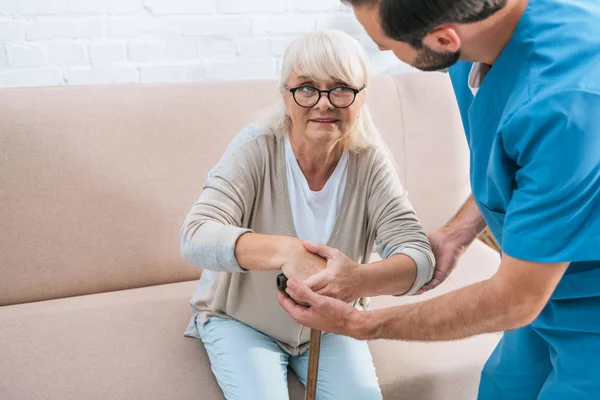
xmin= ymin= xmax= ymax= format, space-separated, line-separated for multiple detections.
xmin=284 ymin=71 xmax=365 ymax=144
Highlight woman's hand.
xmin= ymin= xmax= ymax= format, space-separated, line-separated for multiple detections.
xmin=279 ymin=239 xmax=327 ymax=281
xmin=302 ymin=242 xmax=362 ymax=303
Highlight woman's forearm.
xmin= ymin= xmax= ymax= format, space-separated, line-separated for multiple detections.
xmin=234 ymin=232 xmax=300 ymax=271
xmin=236 ymin=233 xmax=327 ymax=279
xmin=358 ymin=254 xmax=418 ymax=297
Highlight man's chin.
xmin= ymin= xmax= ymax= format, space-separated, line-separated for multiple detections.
xmin=413 ymin=48 xmax=461 ymax=72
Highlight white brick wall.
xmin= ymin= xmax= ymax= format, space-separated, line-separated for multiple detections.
xmin=0 ymin=0 xmax=412 ymax=88
xmin=6 ymin=44 xmax=46 ymax=67
xmin=89 ymin=42 xmax=127 ymax=65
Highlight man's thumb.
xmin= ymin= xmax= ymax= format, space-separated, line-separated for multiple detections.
xmin=305 ymin=270 xmax=329 ymax=292
xmin=303 ymin=241 xmax=334 ymax=259
xmin=286 ymin=278 xmax=319 ymax=306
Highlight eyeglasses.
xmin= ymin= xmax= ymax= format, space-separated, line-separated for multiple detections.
xmin=284 ymin=85 xmax=365 ymax=109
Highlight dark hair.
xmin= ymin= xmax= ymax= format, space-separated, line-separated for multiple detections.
xmin=343 ymin=0 xmax=507 ymax=47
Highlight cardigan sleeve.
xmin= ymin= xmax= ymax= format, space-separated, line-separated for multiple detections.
xmin=180 ymin=125 xmax=263 ymax=273
xmin=367 ymin=153 xmax=435 ymax=295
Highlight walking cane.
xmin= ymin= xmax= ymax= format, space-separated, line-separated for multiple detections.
xmin=277 ymin=274 xmax=322 ymax=400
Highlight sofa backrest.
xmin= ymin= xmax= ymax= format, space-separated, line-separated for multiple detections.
xmin=0 ymin=72 xmax=469 ymax=306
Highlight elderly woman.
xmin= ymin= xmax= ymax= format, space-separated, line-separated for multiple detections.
xmin=181 ymin=29 xmax=434 ymax=400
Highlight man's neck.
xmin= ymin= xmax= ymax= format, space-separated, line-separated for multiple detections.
xmin=459 ymin=0 xmax=529 ymax=65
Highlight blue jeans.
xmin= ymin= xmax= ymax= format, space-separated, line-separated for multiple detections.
xmin=197 ymin=317 xmax=383 ymax=400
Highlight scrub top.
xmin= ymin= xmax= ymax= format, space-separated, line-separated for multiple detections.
xmin=449 ymin=0 xmax=600 ymax=397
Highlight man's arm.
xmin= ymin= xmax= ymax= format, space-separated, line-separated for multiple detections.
xmin=278 ymin=253 xmax=568 ymax=341
xmin=417 ymin=195 xmax=488 ymax=294
xmin=356 ymin=254 xmax=568 ymax=341
xmin=442 ymin=195 xmax=488 ymax=248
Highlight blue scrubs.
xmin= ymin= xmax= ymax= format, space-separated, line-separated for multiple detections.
xmin=449 ymin=0 xmax=600 ymax=398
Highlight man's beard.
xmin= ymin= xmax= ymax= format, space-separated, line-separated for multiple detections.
xmin=413 ymin=45 xmax=461 ymax=71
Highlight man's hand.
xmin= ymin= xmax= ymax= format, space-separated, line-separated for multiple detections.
xmin=277 ymin=278 xmax=365 ymax=338
xmin=279 ymin=239 xmax=326 ymax=282
xmin=302 ymin=242 xmax=362 ymax=302
xmin=416 ymin=230 xmax=465 ymax=294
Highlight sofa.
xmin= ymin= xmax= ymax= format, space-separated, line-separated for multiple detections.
xmin=0 ymin=72 xmax=501 ymax=400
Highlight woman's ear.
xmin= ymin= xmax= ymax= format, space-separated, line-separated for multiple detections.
xmin=422 ymin=25 xmax=461 ymax=54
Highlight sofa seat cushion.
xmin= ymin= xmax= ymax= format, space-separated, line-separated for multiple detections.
xmin=0 ymin=241 xmax=500 ymax=400
xmin=0 ymin=281 xmax=225 ymax=400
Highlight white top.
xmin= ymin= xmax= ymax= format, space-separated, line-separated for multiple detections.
xmin=284 ymin=133 xmax=348 ymax=244
xmin=468 ymin=62 xmax=492 ymax=96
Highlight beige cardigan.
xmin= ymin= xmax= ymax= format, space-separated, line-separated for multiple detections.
xmin=181 ymin=125 xmax=434 ymax=355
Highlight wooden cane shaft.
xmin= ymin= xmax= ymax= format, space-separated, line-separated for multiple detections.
xmin=304 ymin=329 xmax=322 ymax=400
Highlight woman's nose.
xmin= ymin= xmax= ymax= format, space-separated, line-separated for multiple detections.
xmin=314 ymin=92 xmax=334 ymax=110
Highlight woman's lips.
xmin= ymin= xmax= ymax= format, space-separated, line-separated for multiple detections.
xmin=309 ymin=118 xmax=339 ymax=124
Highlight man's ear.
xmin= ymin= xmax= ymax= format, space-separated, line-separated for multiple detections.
xmin=422 ymin=26 xmax=461 ymax=53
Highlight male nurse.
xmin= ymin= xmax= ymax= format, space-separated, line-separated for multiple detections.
xmin=278 ymin=0 xmax=600 ymax=398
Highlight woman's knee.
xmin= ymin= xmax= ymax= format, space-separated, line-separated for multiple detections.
xmin=199 ymin=318 xmax=290 ymax=400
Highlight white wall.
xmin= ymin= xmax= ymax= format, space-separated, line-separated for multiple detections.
xmin=0 ymin=0 xmax=412 ymax=88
